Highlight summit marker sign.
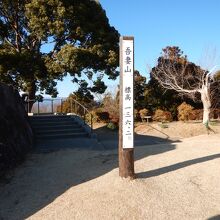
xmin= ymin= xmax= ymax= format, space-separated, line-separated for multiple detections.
xmin=122 ymin=39 xmax=134 ymax=149
xmin=119 ymin=36 xmax=135 ymax=179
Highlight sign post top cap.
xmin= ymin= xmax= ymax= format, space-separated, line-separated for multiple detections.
xmin=120 ymin=36 xmax=134 ymax=40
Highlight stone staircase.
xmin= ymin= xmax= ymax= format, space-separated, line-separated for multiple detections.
xmin=29 ymin=115 xmax=89 ymax=140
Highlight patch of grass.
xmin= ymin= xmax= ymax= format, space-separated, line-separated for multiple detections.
xmin=158 ymin=122 xmax=169 ymax=129
xmin=106 ymin=122 xmax=118 ymax=130
xmin=210 ymin=121 xmax=220 ymax=126
xmin=188 ymin=120 xmax=202 ymax=124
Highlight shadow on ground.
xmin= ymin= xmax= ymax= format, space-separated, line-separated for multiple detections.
xmin=0 ymin=124 xmax=217 ymax=219
xmin=137 ymin=154 xmax=220 ymax=179
xmin=207 ymin=216 xmax=220 ymax=220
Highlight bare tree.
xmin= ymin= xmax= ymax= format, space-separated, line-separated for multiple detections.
xmin=151 ymin=57 xmax=220 ymax=127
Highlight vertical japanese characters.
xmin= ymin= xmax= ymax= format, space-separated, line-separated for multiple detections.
xmin=122 ymin=39 xmax=134 ymax=149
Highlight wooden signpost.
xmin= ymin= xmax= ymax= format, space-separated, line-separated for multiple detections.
xmin=119 ymin=36 xmax=135 ymax=179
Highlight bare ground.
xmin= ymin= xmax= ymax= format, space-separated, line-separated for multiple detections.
xmin=0 ymin=122 xmax=220 ymax=220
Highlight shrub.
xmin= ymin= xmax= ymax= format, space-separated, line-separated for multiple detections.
xmin=210 ymin=108 xmax=220 ymax=119
xmin=188 ymin=109 xmax=203 ymax=121
xmin=188 ymin=110 xmax=198 ymax=120
xmin=86 ymin=109 xmax=109 ymax=123
xmin=177 ymin=102 xmax=194 ymax=121
xmin=134 ymin=109 xmax=140 ymax=121
xmin=169 ymin=104 xmax=179 ymax=121
xmin=139 ymin=108 xmax=149 ymax=121
xmin=153 ymin=109 xmax=172 ymax=122
xmin=188 ymin=108 xmax=220 ymax=121
xmin=107 ymin=122 xmax=118 ymax=130
xmin=163 ymin=111 xmax=173 ymax=122
xmin=96 ymin=111 xmax=110 ymax=123
xmin=101 ymin=93 xmax=119 ymax=125
xmin=109 ymin=115 xmax=119 ymax=124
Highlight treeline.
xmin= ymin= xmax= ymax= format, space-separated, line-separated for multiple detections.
xmin=58 ymin=46 xmax=220 ymax=126
xmin=59 ymin=86 xmax=220 ymax=126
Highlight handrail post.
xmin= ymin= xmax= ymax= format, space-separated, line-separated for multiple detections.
xmin=66 ymin=98 xmax=94 ymax=135
xmin=71 ymin=98 xmax=73 ymax=113
xmin=84 ymin=108 xmax=86 ymax=124
xmin=61 ymin=98 xmax=63 ymax=114
xmin=91 ymin=114 xmax=93 ymax=134
xmin=25 ymin=101 xmax=27 ymax=113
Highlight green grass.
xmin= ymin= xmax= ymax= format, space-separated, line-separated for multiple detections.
xmin=158 ymin=122 xmax=169 ymax=129
xmin=209 ymin=120 xmax=220 ymax=126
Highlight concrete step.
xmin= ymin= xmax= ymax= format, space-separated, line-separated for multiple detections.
xmin=32 ymin=124 xmax=81 ymax=130
xmin=30 ymin=115 xmax=71 ymax=119
xmin=35 ymin=127 xmax=84 ymax=135
xmin=30 ymin=120 xmax=78 ymax=126
xmin=36 ymin=132 xmax=88 ymax=139
xmin=29 ymin=115 xmax=89 ymax=141
xmin=29 ymin=116 xmax=74 ymax=121
xmin=30 ymin=117 xmax=74 ymax=122
xmin=29 ymin=116 xmax=74 ymax=122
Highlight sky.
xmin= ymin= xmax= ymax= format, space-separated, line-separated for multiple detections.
xmin=56 ymin=0 xmax=220 ymax=97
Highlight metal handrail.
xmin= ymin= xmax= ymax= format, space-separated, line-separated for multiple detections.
xmin=25 ymin=97 xmax=93 ymax=134
xmin=69 ymin=97 xmax=93 ymax=134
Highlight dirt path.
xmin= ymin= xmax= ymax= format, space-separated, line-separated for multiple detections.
xmin=0 ymin=132 xmax=220 ymax=219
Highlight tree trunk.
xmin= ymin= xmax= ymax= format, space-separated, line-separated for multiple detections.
xmin=27 ymin=81 xmax=36 ymax=113
xmin=200 ymin=87 xmax=211 ymax=125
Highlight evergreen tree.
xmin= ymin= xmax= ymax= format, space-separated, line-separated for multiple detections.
xmin=0 ymin=0 xmax=119 ymax=109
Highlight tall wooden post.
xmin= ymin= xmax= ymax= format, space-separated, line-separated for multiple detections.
xmin=119 ymin=36 xmax=135 ymax=179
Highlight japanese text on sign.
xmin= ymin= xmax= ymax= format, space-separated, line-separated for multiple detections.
xmin=122 ymin=39 xmax=134 ymax=148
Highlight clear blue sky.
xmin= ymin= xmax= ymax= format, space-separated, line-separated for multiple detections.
xmin=56 ymin=0 xmax=220 ymax=97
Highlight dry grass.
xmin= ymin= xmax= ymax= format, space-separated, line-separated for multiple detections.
xmin=94 ymin=120 xmax=220 ymax=140
xmin=135 ymin=121 xmax=220 ymax=139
